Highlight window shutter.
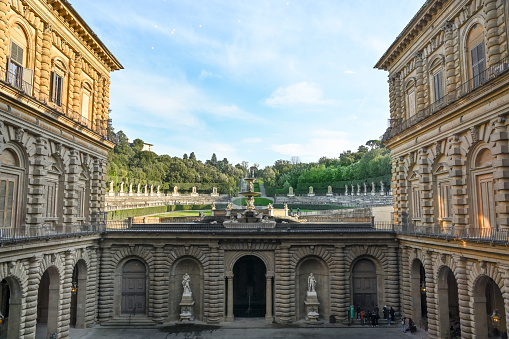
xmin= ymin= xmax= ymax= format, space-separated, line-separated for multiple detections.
xmin=10 ymin=42 xmax=23 ymax=65
xmin=51 ymin=71 xmax=57 ymax=103
xmin=22 ymin=68 xmax=33 ymax=95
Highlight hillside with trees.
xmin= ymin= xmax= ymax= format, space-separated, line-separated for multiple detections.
xmin=261 ymin=140 xmax=391 ymax=196
xmin=106 ymin=131 xmax=245 ymax=194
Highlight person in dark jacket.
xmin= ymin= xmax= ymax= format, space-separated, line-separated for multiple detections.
xmin=390 ymin=307 xmax=395 ymax=321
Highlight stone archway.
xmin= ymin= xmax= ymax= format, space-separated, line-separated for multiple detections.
xmin=437 ymin=266 xmax=459 ymax=337
xmin=295 ymin=256 xmax=329 ymax=321
xmin=120 ymin=259 xmax=147 ymax=316
xmin=70 ymin=260 xmax=87 ymax=328
xmin=0 ymin=277 xmax=22 ymax=339
xmin=411 ymin=259 xmax=427 ymax=330
xmin=352 ymin=258 xmax=378 ymax=312
xmin=36 ymin=266 xmax=60 ymax=339
xmin=228 ymin=255 xmax=267 ymax=320
xmin=169 ymin=257 xmax=203 ymax=321
xmin=473 ymin=276 xmax=507 ymax=338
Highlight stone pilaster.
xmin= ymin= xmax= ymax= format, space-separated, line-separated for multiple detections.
xmin=491 ymin=117 xmax=509 ymax=230
xmin=102 ymin=77 xmax=111 ymax=130
xmin=27 ymin=136 xmax=48 ymax=235
xmin=400 ymin=247 xmax=412 ymax=318
xmin=86 ymin=246 xmax=99 ymax=326
xmin=33 ymin=22 xmax=43 ymax=94
xmin=454 ymin=255 xmax=472 ymax=338
xmin=395 ymin=73 xmax=403 ymax=120
xmin=444 ymin=21 xmax=456 ymax=94
xmin=274 ymin=245 xmax=292 ymax=323
xmin=424 ymin=251 xmax=438 ymax=337
xmin=498 ymin=1 xmax=507 ymax=59
xmin=152 ymin=245 xmax=166 ymax=323
xmin=90 ymin=158 xmax=105 ymax=227
xmin=0 ymin=0 xmax=9 ymax=67
xmin=415 ymin=51 xmax=425 ymax=111
xmin=418 ymin=147 xmax=433 ymax=230
xmin=24 ymin=255 xmax=42 ymax=338
xmin=72 ymin=54 xmax=82 ymax=114
xmin=40 ymin=24 xmax=52 ymax=102
xmin=453 ymin=22 xmax=461 ymax=89
xmin=59 ymin=250 xmax=73 ymax=338
xmin=396 ymin=156 xmax=409 ymax=227
xmin=331 ymin=245 xmax=346 ymax=321
xmin=385 ymin=246 xmax=400 ymax=310
xmin=63 ymin=149 xmax=80 ymax=229
xmin=500 ymin=264 xmax=509 ymax=334
xmin=448 ymin=135 xmax=468 ymax=231
xmin=389 ymin=75 xmax=396 ymax=120
xmin=98 ymin=246 xmax=114 ymax=322
xmin=422 ymin=57 xmax=429 ymax=106
xmin=205 ymin=244 xmax=223 ymax=323
xmin=485 ymin=0 xmax=501 ymax=65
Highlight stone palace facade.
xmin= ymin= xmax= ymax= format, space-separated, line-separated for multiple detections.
xmin=0 ymin=1 xmax=508 ymax=339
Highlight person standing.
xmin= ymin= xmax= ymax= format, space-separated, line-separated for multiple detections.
xmin=402 ymin=316 xmax=406 ymax=333
xmin=371 ymin=310 xmax=376 ymax=327
xmin=360 ymin=310 xmax=365 ymax=325
xmin=390 ymin=307 xmax=395 ymax=322
xmin=383 ymin=305 xmax=387 ymax=319
xmin=357 ymin=305 xmax=361 ymax=319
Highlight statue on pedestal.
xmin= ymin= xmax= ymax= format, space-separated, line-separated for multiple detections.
xmin=308 ymin=273 xmax=316 ymax=293
xmin=182 ymin=273 xmax=191 ymax=295
xmin=304 ymin=272 xmax=322 ymax=323
xmin=180 ymin=273 xmax=195 ymax=322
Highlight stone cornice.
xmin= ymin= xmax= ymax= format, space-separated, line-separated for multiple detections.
xmin=374 ymin=0 xmax=447 ymax=71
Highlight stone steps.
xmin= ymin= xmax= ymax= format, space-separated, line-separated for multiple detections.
xmin=99 ymin=317 xmax=157 ymax=328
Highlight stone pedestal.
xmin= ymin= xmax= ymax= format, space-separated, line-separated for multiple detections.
xmin=304 ymin=292 xmax=323 ymax=324
xmin=179 ymin=293 xmax=195 ymax=322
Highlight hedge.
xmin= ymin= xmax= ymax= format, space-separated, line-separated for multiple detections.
xmin=107 ymin=204 xmax=211 ymax=220
xmin=274 ymin=175 xmax=392 ymax=195
xmin=273 ymin=204 xmax=352 ymax=210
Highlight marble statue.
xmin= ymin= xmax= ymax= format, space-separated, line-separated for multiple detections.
xmin=371 ymin=181 xmax=376 ymax=195
xmin=345 ymin=184 xmax=348 ymax=195
xmin=309 ymin=186 xmax=313 ymax=194
xmin=192 ymin=186 xmax=197 ymax=194
xmin=182 ymin=273 xmax=191 ymax=294
xmin=129 ymin=182 xmax=133 ymax=193
xmin=249 ymin=181 xmax=254 ymax=192
xmin=157 ymin=185 xmax=160 ymax=194
xmin=226 ymin=202 xmax=233 ymax=210
xmin=137 ymin=183 xmax=141 ymax=194
xmin=288 ymin=186 xmax=294 ymax=196
xmin=308 ymin=273 xmax=317 ymax=293
xmin=174 ymin=186 xmax=179 ymax=194
xmin=211 ymin=203 xmax=216 ymax=210
xmin=150 ymin=185 xmax=154 ymax=194
xmin=109 ymin=181 xmax=114 ymax=193
xmin=327 ymin=186 xmax=332 ymax=194
xmin=120 ymin=181 xmax=124 ymax=193
xmin=363 ymin=182 xmax=367 ymax=195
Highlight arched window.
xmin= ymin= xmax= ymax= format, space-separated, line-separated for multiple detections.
xmin=7 ymin=22 xmax=33 ymax=94
xmin=466 ymin=23 xmax=486 ymax=88
xmin=0 ymin=146 xmax=26 ymax=231
xmin=471 ymin=147 xmax=495 ymax=229
xmin=429 ymin=56 xmax=444 ymax=105
xmin=51 ymin=59 xmax=68 ymax=107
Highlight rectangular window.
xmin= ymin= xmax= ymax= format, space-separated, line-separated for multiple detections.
xmin=438 ymin=183 xmax=451 ymax=219
xmin=408 ymin=90 xmax=416 ymax=117
xmin=51 ymin=72 xmax=63 ymax=106
xmin=433 ymin=71 xmax=443 ymax=103
xmin=412 ymin=187 xmax=421 ymax=218
xmin=477 ymin=174 xmax=495 ymax=228
xmin=77 ymin=187 xmax=84 ymax=218
xmin=0 ymin=179 xmax=16 ymax=228
xmin=46 ymin=182 xmax=57 ymax=218
xmin=471 ymin=41 xmax=486 ymax=88
xmin=81 ymin=90 xmax=91 ymax=120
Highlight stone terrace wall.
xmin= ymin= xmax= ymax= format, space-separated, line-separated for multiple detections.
xmin=275 ymin=194 xmax=393 ymax=207
xmin=105 ymin=194 xmax=229 ymax=211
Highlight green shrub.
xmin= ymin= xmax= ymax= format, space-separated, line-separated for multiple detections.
xmin=107 ymin=204 xmax=211 ymax=220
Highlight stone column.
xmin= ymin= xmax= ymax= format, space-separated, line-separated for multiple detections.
xmin=226 ymin=273 xmax=234 ymax=321
xmin=98 ymin=246 xmax=114 ymax=321
xmin=274 ymin=245 xmax=292 ymax=323
xmin=500 ymin=264 xmax=509 ymax=335
xmin=24 ymin=255 xmax=42 ymax=338
xmin=484 ymin=0 xmax=501 ymax=65
xmin=400 ymin=247 xmax=411 ymax=319
xmin=491 ymin=117 xmax=509 ymax=230
xmin=0 ymin=0 xmax=9 ymax=67
xmin=265 ymin=273 xmax=273 ymax=323
xmin=396 ymin=156 xmax=408 ymax=228
xmin=90 ymin=158 xmax=105 ymax=228
xmin=86 ymin=246 xmax=99 ymax=326
xmin=454 ymin=255 xmax=472 ymax=338
xmin=63 ymin=150 xmax=80 ymax=230
xmin=152 ymin=245 xmax=166 ymax=323
xmin=72 ymin=54 xmax=82 ymax=114
xmin=444 ymin=21 xmax=456 ymax=94
xmin=385 ymin=246 xmax=400 ymax=311
xmin=388 ymin=75 xmax=396 ymax=119
xmin=206 ymin=244 xmax=224 ymax=324
xmin=331 ymin=245 xmax=346 ymax=322
xmin=498 ymin=1 xmax=508 ymax=59
xmin=40 ymin=24 xmax=52 ymax=102
xmin=59 ymin=250 xmax=74 ymax=338
xmin=27 ymin=136 xmax=48 ymax=235
xmin=424 ymin=251 xmax=438 ymax=337
xmin=415 ymin=51 xmax=425 ymax=111
xmin=448 ymin=135 xmax=468 ymax=232
xmin=418 ymin=147 xmax=433 ymax=231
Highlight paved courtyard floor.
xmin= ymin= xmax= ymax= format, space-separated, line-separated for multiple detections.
xmin=69 ymin=320 xmax=429 ymax=339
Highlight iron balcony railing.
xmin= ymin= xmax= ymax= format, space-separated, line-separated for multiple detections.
xmin=0 ymin=66 xmax=109 ymax=139
xmin=381 ymin=55 xmax=509 ymax=143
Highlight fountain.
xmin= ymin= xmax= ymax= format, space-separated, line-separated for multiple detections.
xmin=240 ymin=177 xmax=261 ymax=209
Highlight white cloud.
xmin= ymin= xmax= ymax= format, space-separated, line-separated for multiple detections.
xmin=264 ymin=81 xmax=334 ymax=107
xmin=344 ymin=70 xmax=355 ymax=74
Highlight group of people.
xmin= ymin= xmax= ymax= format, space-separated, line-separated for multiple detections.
xmin=355 ymin=305 xmax=395 ymax=327
xmin=401 ymin=316 xmax=418 ymax=334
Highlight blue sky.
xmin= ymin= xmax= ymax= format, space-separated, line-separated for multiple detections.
xmin=72 ymin=0 xmax=422 ymax=167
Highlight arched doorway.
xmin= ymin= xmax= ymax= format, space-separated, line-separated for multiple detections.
xmin=121 ymin=259 xmax=146 ymax=316
xmin=296 ymin=256 xmax=329 ymax=321
xmin=0 ymin=277 xmax=21 ymax=339
xmin=437 ymin=266 xmax=459 ymax=337
xmin=36 ymin=267 xmax=60 ymax=339
xmin=70 ymin=260 xmax=87 ymax=328
xmin=411 ymin=259 xmax=427 ymax=330
xmin=169 ymin=257 xmax=203 ymax=321
xmin=233 ymin=256 xmax=266 ymax=318
xmin=352 ymin=259 xmax=377 ymax=312
xmin=473 ymin=277 xmax=507 ymax=338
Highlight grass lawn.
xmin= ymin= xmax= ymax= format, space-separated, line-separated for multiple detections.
xmin=233 ymin=197 xmax=273 ymax=206
xmin=151 ymin=210 xmax=212 ymax=217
